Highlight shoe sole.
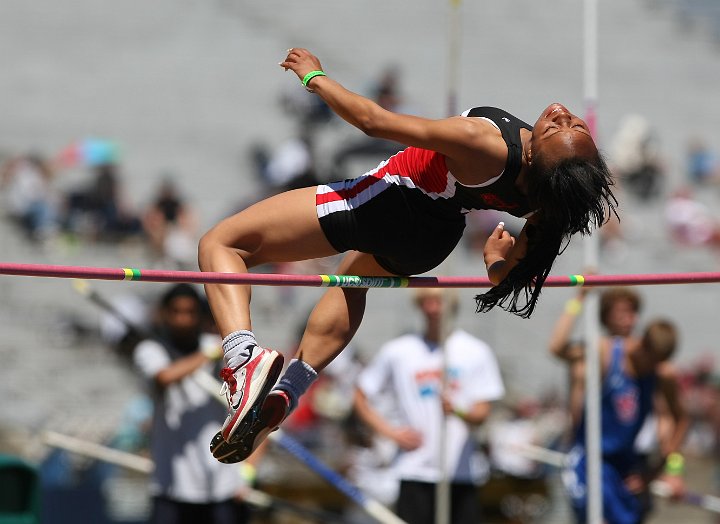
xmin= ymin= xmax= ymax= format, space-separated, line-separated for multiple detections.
xmin=210 ymin=393 xmax=288 ymax=463
xmin=221 ymin=350 xmax=284 ymax=442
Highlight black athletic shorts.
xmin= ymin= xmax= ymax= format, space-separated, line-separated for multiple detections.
xmin=316 ymin=177 xmax=466 ymax=275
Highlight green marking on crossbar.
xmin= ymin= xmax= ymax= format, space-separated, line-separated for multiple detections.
xmin=320 ymin=275 xmax=409 ymax=288
xmin=122 ymin=268 xmax=141 ymax=281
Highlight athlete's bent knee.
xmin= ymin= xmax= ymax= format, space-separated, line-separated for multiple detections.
xmin=198 ymin=230 xmax=219 ymax=271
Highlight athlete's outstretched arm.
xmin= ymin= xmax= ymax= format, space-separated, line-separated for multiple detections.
xmin=279 ymin=48 xmax=501 ymax=167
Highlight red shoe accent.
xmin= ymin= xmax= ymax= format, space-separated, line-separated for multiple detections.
xmin=220 ymin=367 xmax=238 ymax=396
xmin=220 ymin=348 xmax=284 ymax=442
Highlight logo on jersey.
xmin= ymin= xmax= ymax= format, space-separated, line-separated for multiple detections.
xmin=479 ymin=193 xmax=519 ymax=210
xmin=613 ymin=387 xmax=639 ymax=424
xmin=415 ymin=369 xmax=441 ymax=397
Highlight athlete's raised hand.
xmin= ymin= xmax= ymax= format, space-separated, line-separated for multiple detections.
xmin=279 ymin=48 xmax=324 ymax=84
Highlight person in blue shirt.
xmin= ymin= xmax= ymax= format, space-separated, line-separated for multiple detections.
xmin=550 ymin=304 xmax=689 ymax=524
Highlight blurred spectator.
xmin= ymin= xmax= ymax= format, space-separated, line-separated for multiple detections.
xmin=0 ymin=153 xmax=61 ymax=241
xmin=243 ymin=84 xmax=330 ymax=206
xmin=664 ymin=186 xmax=720 ymax=250
xmin=686 ymin=137 xmax=720 ymax=185
xmin=676 ymin=356 xmax=718 ymax=457
xmin=63 ymin=162 xmax=142 ymax=242
xmin=132 ymin=283 xmax=254 ymax=524
xmin=98 ymin=292 xmax=152 ymax=360
xmin=57 ymin=138 xmax=119 ymax=169
xmin=489 ymin=399 xmax=548 ymax=480
xmin=609 ymin=114 xmax=665 ymax=202
xmin=278 ymin=79 xmax=333 ymax=130
xmin=354 ymin=288 xmax=504 ymax=524
xmin=329 ymin=66 xmax=409 ymax=180
xmin=142 ymin=177 xmax=198 ymax=269
xmin=550 ymin=287 xmax=643 ymax=444
xmin=549 ymin=289 xmax=690 ymax=523
xmin=250 ymin=129 xmax=321 ymax=196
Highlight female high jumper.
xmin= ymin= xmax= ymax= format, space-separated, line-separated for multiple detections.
xmin=199 ymin=48 xmax=617 ymax=463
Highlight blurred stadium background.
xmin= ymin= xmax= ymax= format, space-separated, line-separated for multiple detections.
xmin=2 ymin=0 xmax=720 ymax=522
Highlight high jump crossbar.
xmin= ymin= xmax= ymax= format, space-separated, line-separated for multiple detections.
xmin=1 ymin=262 xmax=720 ymax=288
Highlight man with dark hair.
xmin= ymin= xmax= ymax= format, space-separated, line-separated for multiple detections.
xmin=133 ymin=283 xmax=252 ymax=524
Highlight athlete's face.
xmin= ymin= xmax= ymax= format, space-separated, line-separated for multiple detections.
xmin=530 ymin=103 xmax=597 ymax=167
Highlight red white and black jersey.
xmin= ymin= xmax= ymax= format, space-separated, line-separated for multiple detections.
xmin=316 ymin=107 xmax=533 ymax=275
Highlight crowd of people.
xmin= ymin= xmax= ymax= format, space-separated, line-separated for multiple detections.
xmin=602 ymin=113 xmax=720 ymax=265
xmin=0 ymin=146 xmax=197 ymax=269
xmin=66 ymin=280 xmax=720 ymax=524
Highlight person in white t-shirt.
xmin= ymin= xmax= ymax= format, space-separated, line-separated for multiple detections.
xmin=133 ymin=284 xmax=254 ymax=524
xmin=353 ymin=288 xmax=505 ymax=524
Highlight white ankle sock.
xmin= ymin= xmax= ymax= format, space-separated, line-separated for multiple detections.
xmin=272 ymin=359 xmax=318 ymax=411
xmin=222 ymin=330 xmax=258 ymax=369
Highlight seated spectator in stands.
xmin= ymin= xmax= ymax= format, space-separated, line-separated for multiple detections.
xmin=250 ymin=130 xmax=321 ymax=196
xmin=686 ymin=138 xmax=720 ymax=185
xmin=64 ymin=162 xmax=142 ymax=241
xmin=0 ymin=153 xmax=60 ymax=242
xmin=329 ymin=66 xmax=411 ymax=180
xmin=142 ymin=177 xmax=198 ymax=268
xmin=609 ymin=115 xmax=665 ymax=202
xmin=664 ymin=186 xmax=720 ymax=250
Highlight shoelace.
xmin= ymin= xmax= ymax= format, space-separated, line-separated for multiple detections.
xmin=219 ymin=367 xmax=238 ymax=404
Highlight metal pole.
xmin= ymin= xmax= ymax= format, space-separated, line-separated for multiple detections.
xmin=435 ymin=326 xmax=451 ymax=524
xmin=436 ymin=0 xmax=463 ymax=521
xmin=446 ymin=0 xmax=462 ymax=118
xmin=583 ymin=0 xmax=602 ymax=522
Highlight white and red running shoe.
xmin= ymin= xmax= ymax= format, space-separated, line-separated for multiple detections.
xmin=218 ymin=345 xmax=284 ymax=443
xmin=211 ymin=389 xmax=291 ymax=464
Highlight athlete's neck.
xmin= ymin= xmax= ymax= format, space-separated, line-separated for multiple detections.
xmin=516 ymin=128 xmax=533 ymax=196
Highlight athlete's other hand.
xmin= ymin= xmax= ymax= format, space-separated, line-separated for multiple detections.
xmin=279 ymin=48 xmax=323 ymax=83
xmin=484 ymin=222 xmax=515 ymax=263
xmin=483 ymin=222 xmax=516 ymax=283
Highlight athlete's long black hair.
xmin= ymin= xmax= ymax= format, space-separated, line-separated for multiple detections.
xmin=475 ymin=154 xmax=617 ymax=318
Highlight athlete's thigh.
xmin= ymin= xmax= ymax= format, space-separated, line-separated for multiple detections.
xmin=208 ymin=186 xmax=337 ymax=266
xmin=335 ymin=250 xmax=396 ymax=276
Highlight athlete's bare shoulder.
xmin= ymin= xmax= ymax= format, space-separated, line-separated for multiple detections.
xmin=444 ymin=116 xmax=508 ymax=184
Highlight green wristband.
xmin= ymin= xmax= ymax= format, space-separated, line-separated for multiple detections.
xmin=665 ymin=452 xmax=685 ymax=476
xmin=302 ymin=70 xmax=326 ymax=92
